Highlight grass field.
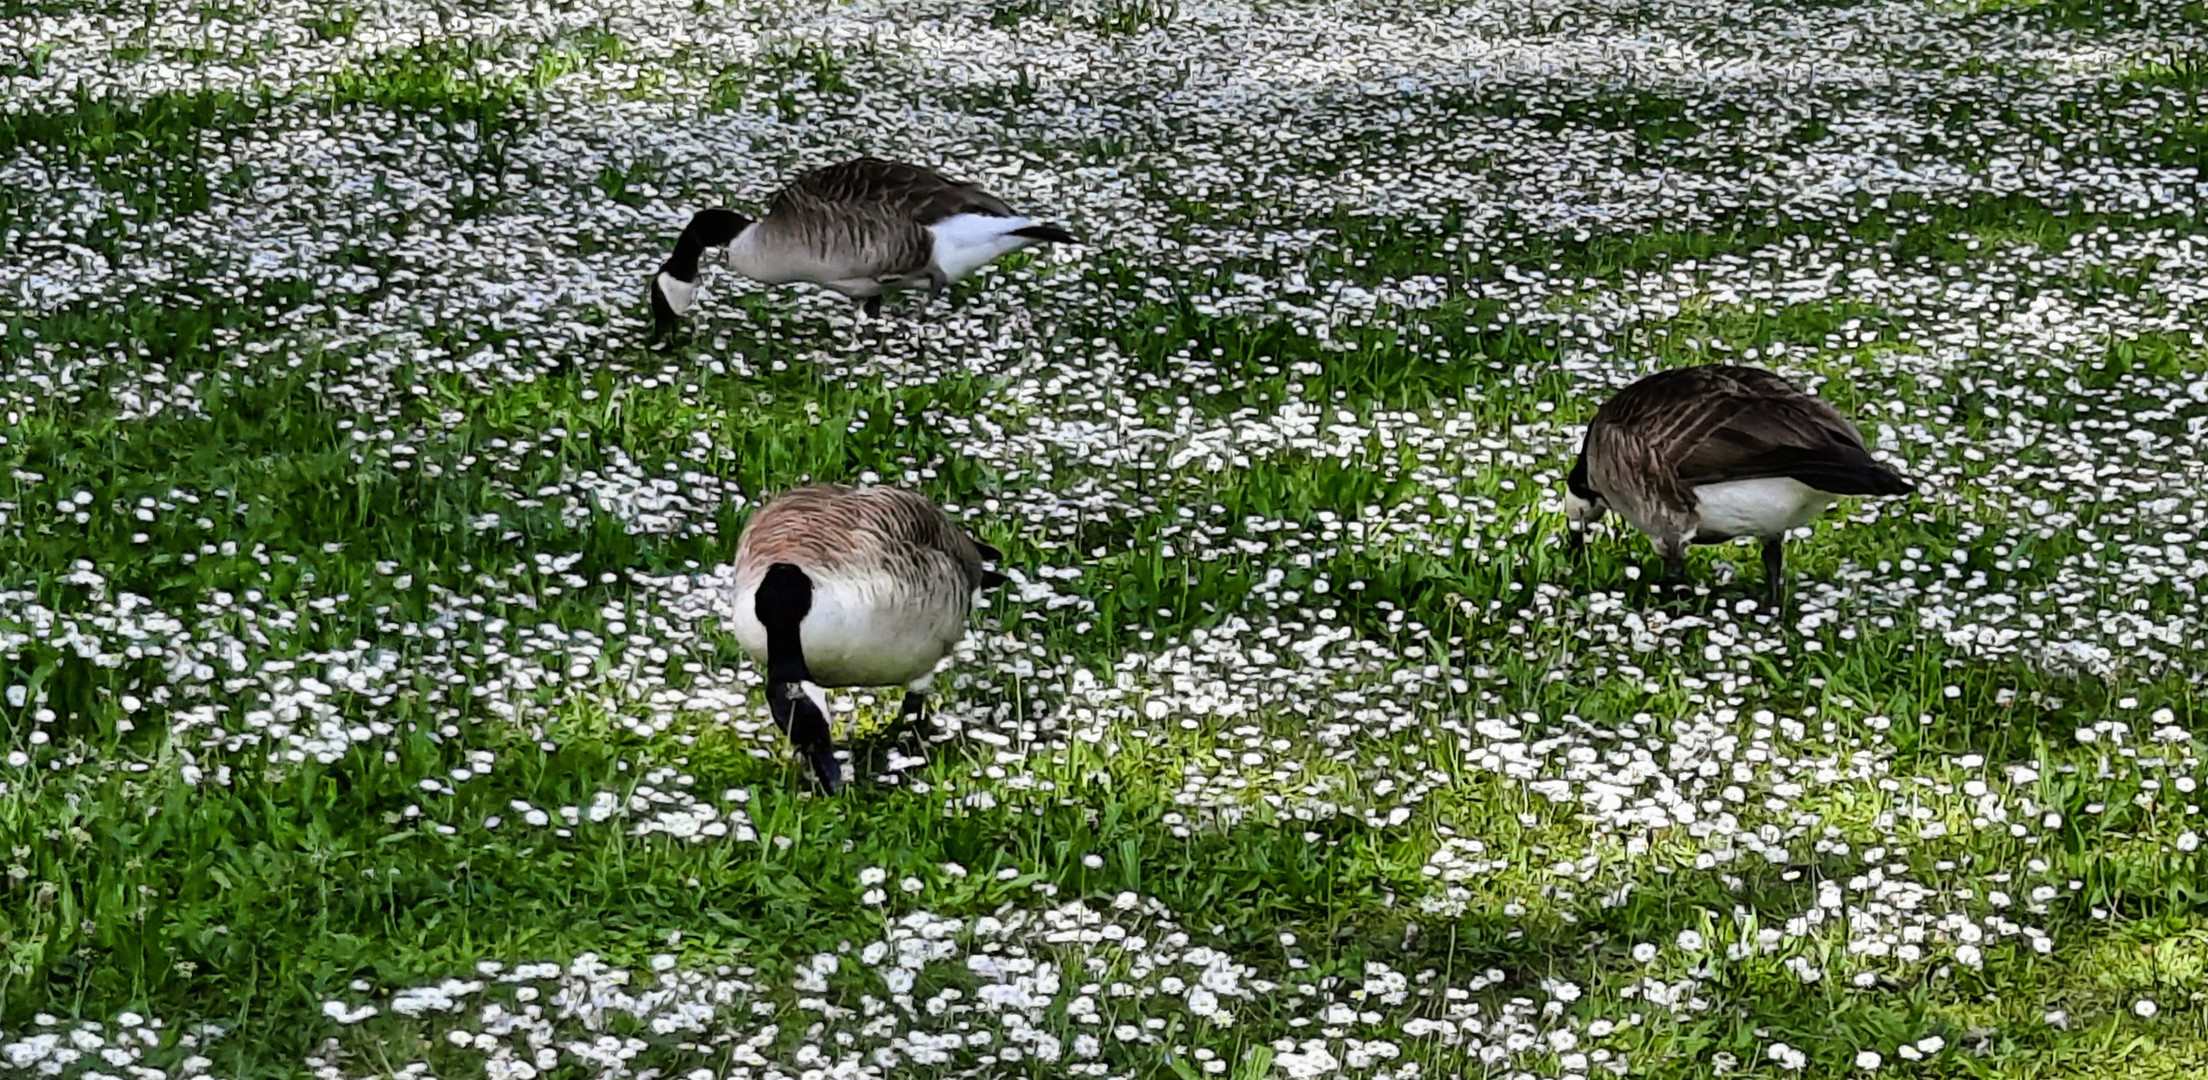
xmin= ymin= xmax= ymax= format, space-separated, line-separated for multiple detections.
xmin=4 ymin=0 xmax=2208 ymax=1076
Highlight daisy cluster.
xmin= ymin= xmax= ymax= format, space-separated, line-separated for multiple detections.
xmin=3 ymin=0 xmax=2206 ymax=1076
xmin=301 ymin=894 xmax=1611 ymax=1080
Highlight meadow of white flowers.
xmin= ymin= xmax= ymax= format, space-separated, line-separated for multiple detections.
xmin=2 ymin=0 xmax=2205 ymax=1077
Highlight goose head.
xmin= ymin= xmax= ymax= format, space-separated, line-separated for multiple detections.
xmin=648 ymin=270 xmax=696 ymax=344
xmin=650 ymin=208 xmax=752 ymax=344
xmin=1562 ymin=450 xmax=1605 ymax=554
xmin=770 ymin=679 xmax=840 ymax=793
xmin=754 ymin=560 xmax=841 ymax=792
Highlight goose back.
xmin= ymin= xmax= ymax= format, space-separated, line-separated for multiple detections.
xmin=773 ymin=158 xmax=1018 ymax=224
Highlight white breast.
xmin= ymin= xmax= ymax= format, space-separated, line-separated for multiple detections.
xmin=1691 ymin=477 xmax=1836 ymax=542
xmin=730 ymin=572 xmax=969 ymax=689
xmin=928 ymin=213 xmax=1038 ymax=284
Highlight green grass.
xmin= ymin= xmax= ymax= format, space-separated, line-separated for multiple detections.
xmin=1976 ymin=0 xmax=2208 ymax=32
xmin=702 ymin=39 xmax=865 ymax=118
xmin=5 ymin=0 xmax=2208 ymax=1076
xmin=0 ymin=88 xmax=273 ymax=223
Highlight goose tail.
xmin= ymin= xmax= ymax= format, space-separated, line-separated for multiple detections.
xmin=1008 ymin=223 xmax=1076 ymax=244
xmin=1789 ymin=458 xmax=1918 ymax=497
xmin=1860 ymin=463 xmax=1917 ymax=496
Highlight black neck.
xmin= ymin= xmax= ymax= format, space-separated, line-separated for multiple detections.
xmin=665 ymin=209 xmax=748 ymax=284
xmin=756 ymin=562 xmax=814 ymax=686
xmin=663 ymin=243 xmax=704 ymax=282
xmin=1566 ymin=450 xmax=1596 ymax=501
xmin=765 ymin=622 xmax=809 ymax=686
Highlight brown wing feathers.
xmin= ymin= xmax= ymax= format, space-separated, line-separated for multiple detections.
xmin=744 ymin=159 xmax=1036 ymax=286
xmin=741 ymin=485 xmax=1005 ymax=593
xmin=776 ymin=158 xmax=1016 ymax=225
xmin=1599 ymin=366 xmax=1914 ymax=498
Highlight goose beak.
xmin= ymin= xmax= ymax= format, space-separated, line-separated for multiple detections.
xmin=805 ymin=744 xmax=845 ymax=795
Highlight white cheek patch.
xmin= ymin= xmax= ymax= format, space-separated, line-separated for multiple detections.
xmin=799 ymin=680 xmax=831 ymax=720
xmin=1561 ymin=489 xmax=1596 ymax=525
xmin=656 ymin=272 xmax=698 ymax=315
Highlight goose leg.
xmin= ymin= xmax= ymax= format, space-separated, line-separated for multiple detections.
xmin=1633 ymin=531 xmax=1692 ymax=609
xmin=894 ymin=690 xmax=931 ymax=751
xmin=1761 ymin=537 xmax=1786 ymax=611
xmin=848 ymin=683 xmax=934 ymax=785
xmin=1564 ymin=527 xmax=1599 ymax=602
xmin=892 ymin=675 xmax=934 ymax=746
xmin=1653 ymin=534 xmax=1689 ymax=591
xmin=862 ymin=295 xmax=883 ymax=319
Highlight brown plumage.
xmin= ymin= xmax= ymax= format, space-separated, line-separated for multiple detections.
xmin=1564 ymin=364 xmax=1916 ymax=605
xmin=649 ymin=157 xmax=1078 ymax=339
xmin=730 ymin=484 xmax=1008 ymax=792
xmin=773 ymin=157 xmax=1021 ymax=231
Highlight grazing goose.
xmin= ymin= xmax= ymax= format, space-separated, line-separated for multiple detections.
xmin=730 ymin=484 xmax=1009 ymax=792
xmin=650 ymin=157 xmax=1077 ymax=340
xmin=1562 ymin=364 xmax=1916 ymax=605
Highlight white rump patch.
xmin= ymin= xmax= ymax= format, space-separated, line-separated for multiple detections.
xmin=656 ymin=272 xmax=699 ymax=315
xmin=928 ymin=213 xmax=1039 ymax=284
xmin=1692 ymin=477 xmax=1836 ymax=540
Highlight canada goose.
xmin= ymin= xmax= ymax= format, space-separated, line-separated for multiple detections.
xmin=1562 ymin=364 xmax=1916 ymax=605
xmin=650 ymin=157 xmax=1078 ymax=340
xmin=730 ymin=484 xmax=1010 ymax=792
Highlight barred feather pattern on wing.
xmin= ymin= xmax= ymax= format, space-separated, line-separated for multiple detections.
xmin=736 ymin=484 xmax=995 ymax=589
xmin=1579 ymin=365 xmax=1913 ymax=553
xmin=750 ymin=158 xmax=1020 ymax=283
